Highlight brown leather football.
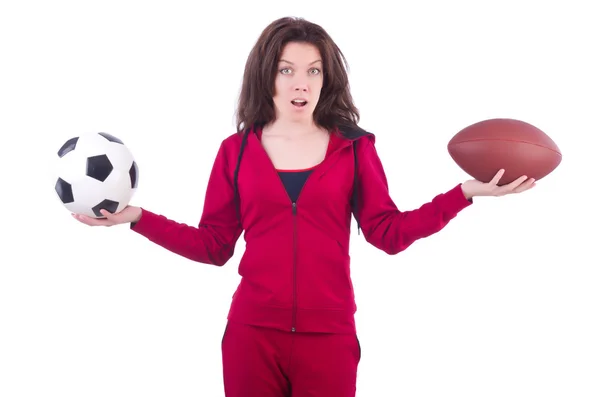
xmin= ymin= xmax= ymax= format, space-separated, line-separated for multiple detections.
xmin=447 ymin=118 xmax=562 ymax=185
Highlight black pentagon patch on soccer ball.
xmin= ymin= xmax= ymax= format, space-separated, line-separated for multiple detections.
xmin=57 ymin=137 xmax=79 ymax=158
xmin=98 ymin=132 xmax=124 ymax=145
xmin=92 ymin=199 xmax=119 ymax=217
xmin=55 ymin=177 xmax=74 ymax=203
xmin=129 ymin=161 xmax=139 ymax=189
xmin=86 ymin=154 xmax=113 ymax=182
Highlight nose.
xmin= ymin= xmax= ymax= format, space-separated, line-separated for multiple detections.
xmin=293 ymin=76 xmax=309 ymax=92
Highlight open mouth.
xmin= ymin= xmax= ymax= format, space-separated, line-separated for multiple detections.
xmin=291 ymin=99 xmax=307 ymax=107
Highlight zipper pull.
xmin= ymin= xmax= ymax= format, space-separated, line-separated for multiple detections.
xmin=292 ymin=202 xmax=297 ymax=215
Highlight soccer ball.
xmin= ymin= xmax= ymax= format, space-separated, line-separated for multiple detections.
xmin=54 ymin=132 xmax=139 ymax=218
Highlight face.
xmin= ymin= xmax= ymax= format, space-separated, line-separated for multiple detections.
xmin=272 ymin=42 xmax=323 ymax=123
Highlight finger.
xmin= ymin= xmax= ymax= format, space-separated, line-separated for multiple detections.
xmin=491 ymin=175 xmax=526 ymax=196
xmin=99 ymin=209 xmax=117 ymax=220
xmin=489 ymin=169 xmax=505 ymax=186
xmin=513 ymin=178 xmax=536 ymax=193
xmin=72 ymin=213 xmax=114 ymax=226
xmin=100 ymin=209 xmax=127 ymax=224
xmin=503 ymin=175 xmax=529 ymax=193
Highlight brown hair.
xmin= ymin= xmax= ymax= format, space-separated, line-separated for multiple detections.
xmin=235 ymin=17 xmax=361 ymax=134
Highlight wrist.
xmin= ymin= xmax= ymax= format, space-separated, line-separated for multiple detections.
xmin=132 ymin=206 xmax=143 ymax=222
xmin=461 ymin=183 xmax=474 ymax=200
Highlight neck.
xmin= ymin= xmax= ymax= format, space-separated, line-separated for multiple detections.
xmin=263 ymin=118 xmax=322 ymax=137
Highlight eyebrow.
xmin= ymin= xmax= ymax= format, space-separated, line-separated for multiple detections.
xmin=279 ymin=59 xmax=322 ymax=65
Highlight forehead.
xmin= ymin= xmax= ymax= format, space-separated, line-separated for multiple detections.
xmin=278 ymin=42 xmax=322 ymax=65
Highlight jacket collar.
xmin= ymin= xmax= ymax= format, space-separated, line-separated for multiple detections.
xmin=247 ymin=123 xmax=373 ymax=152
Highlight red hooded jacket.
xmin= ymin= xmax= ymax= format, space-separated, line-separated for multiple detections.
xmin=131 ymin=124 xmax=472 ymax=334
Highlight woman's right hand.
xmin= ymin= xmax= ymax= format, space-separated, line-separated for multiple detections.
xmin=72 ymin=205 xmax=142 ymax=227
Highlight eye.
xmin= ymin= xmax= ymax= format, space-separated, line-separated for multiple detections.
xmin=309 ymin=68 xmax=321 ymax=75
xmin=280 ymin=68 xmax=292 ymax=74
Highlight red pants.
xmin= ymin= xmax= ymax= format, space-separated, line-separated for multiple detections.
xmin=221 ymin=321 xmax=361 ymax=397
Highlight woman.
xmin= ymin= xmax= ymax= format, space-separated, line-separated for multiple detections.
xmin=74 ymin=16 xmax=534 ymax=397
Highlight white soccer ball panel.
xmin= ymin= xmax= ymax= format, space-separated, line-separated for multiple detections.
xmin=104 ymin=143 xmax=135 ymax=172
xmin=102 ymin=167 xmax=137 ymax=206
xmin=55 ymin=148 xmax=87 ymax=186
xmin=69 ymin=132 xmax=116 ymax=158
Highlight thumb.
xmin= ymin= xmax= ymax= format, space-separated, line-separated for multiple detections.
xmin=99 ymin=209 xmax=121 ymax=223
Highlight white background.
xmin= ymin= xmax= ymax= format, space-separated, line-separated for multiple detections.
xmin=1 ymin=0 xmax=598 ymax=396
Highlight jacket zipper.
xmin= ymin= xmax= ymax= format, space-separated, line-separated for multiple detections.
xmin=291 ymin=201 xmax=298 ymax=332
xmin=288 ymin=148 xmax=347 ymax=333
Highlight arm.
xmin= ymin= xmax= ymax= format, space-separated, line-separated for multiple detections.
xmin=130 ymin=140 xmax=243 ymax=266
xmin=355 ymin=137 xmax=472 ymax=255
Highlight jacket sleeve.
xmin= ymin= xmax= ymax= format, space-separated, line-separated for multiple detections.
xmin=130 ymin=140 xmax=243 ymax=266
xmin=355 ymin=137 xmax=472 ymax=255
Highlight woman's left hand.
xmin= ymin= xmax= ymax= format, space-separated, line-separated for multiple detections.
xmin=461 ymin=169 xmax=536 ymax=199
